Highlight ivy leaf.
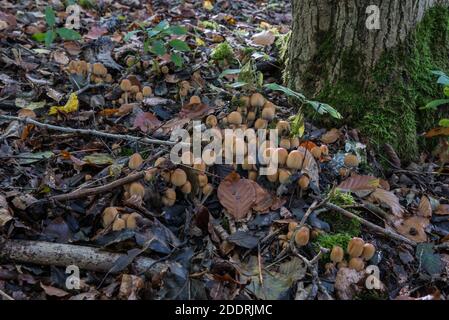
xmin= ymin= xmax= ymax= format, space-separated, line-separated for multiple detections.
xmin=421 ymin=99 xmax=449 ymax=110
xmin=45 ymin=30 xmax=56 ymax=47
xmin=45 ymin=6 xmax=56 ymax=27
xmin=56 ymin=28 xmax=81 ymax=40
xmin=150 ymin=40 xmax=166 ymax=56
xmin=168 ymin=39 xmax=190 ymax=52
xmin=170 ymin=53 xmax=183 ymax=67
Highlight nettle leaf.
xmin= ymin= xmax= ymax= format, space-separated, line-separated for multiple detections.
xmin=150 ymin=40 xmax=166 ymax=56
xmin=167 ymin=25 xmax=187 ymax=35
xmin=32 ymin=32 xmax=46 ymax=42
xmin=170 ymin=53 xmax=183 ymax=67
xmin=421 ymin=99 xmax=449 ymax=110
xmin=45 ymin=6 xmax=56 ymax=27
xmin=45 ymin=30 xmax=56 ymax=47
xmin=169 ymin=39 xmax=190 ymax=52
xmin=57 ymin=28 xmax=81 ymax=40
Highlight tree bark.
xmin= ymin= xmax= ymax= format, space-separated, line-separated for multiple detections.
xmin=287 ymin=0 xmax=449 ymax=160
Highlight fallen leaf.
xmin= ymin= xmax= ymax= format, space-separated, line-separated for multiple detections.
xmin=48 ymin=93 xmax=78 ymax=115
xmin=416 ymin=243 xmax=443 ymax=276
xmin=249 ymin=180 xmax=274 ymax=213
xmin=0 ymin=194 xmax=12 ymax=227
xmin=251 ymin=30 xmax=275 ymax=46
xmin=334 ymin=267 xmax=365 ymax=300
xmin=424 ymin=126 xmax=449 ymax=138
xmin=133 ymin=111 xmax=162 ymax=133
xmin=118 ymin=274 xmax=144 ymax=300
xmin=179 ymin=102 xmax=211 ymax=119
xmin=300 ymin=147 xmax=320 ymax=188
xmin=369 ymin=188 xmax=404 ymax=217
xmin=82 ymin=153 xmax=114 ymax=165
xmin=85 ymin=26 xmax=108 ymax=40
xmin=337 ymin=174 xmax=380 ymax=192
xmin=435 ymin=204 xmax=449 ymax=215
xmin=320 ymin=128 xmax=340 ymax=144
xmin=393 ymin=216 xmax=429 ymax=243
xmin=40 ymin=283 xmax=69 ymax=297
xmin=217 ymin=172 xmax=256 ymax=220
xmin=418 ymin=196 xmax=432 ymax=218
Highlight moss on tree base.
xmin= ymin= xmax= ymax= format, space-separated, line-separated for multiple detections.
xmin=289 ymin=6 xmax=449 ymax=162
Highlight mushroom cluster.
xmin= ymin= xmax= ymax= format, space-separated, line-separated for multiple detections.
xmin=330 ymin=237 xmax=376 ymax=271
xmin=278 ymin=221 xmax=311 ymax=249
xmin=119 ymin=79 xmax=153 ymax=105
xmin=67 ymin=60 xmax=113 ymax=84
xmin=102 ymin=207 xmax=143 ymax=231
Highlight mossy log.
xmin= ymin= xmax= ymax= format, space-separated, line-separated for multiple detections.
xmin=287 ymin=1 xmax=449 ymax=161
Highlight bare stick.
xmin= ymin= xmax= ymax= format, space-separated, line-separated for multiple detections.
xmin=0 ymin=240 xmax=165 ymax=274
xmin=322 ymin=201 xmax=417 ymax=247
xmin=0 ymin=115 xmax=177 ymax=146
xmin=50 ymin=171 xmax=145 ymax=202
xmin=0 ymin=288 xmax=14 ymax=300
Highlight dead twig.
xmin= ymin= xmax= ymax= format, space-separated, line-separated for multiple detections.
xmin=49 ymin=171 xmax=145 ymax=202
xmin=0 ymin=288 xmax=14 ymax=301
xmin=0 ymin=115 xmax=178 ymax=147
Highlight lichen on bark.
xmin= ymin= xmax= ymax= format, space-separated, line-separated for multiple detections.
xmin=287 ymin=5 xmax=449 ymax=162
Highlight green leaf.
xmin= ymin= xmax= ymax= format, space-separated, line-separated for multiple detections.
xmin=32 ymin=32 xmax=46 ymax=42
xmin=45 ymin=6 xmax=56 ymax=27
xmin=228 ymin=81 xmax=247 ymax=88
xmin=416 ymin=243 xmax=443 ymax=276
xmin=170 ymin=53 xmax=183 ymax=67
xmin=305 ymin=100 xmax=342 ymax=119
xmin=263 ymin=83 xmax=306 ymax=101
xmin=143 ymin=39 xmax=150 ymax=53
xmin=124 ymin=30 xmax=139 ymax=42
xmin=438 ymin=118 xmax=449 ymax=127
xmin=421 ymin=99 xmax=449 ymax=110
xmin=166 ymin=25 xmax=187 ymax=35
xmin=153 ymin=20 xmax=169 ymax=32
xmin=45 ymin=30 xmax=56 ymax=47
xmin=289 ymin=111 xmax=305 ymax=138
xmin=150 ymin=40 xmax=166 ymax=56
xmin=56 ymin=28 xmax=81 ymax=40
xmin=168 ymin=39 xmax=190 ymax=52
xmin=219 ymin=69 xmax=241 ymax=78
xmin=82 ymin=153 xmax=114 ymax=165
xmin=18 ymin=151 xmax=54 ymax=165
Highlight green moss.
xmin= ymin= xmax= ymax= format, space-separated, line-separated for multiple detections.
xmin=314 ymin=233 xmax=352 ymax=251
xmin=355 ymin=290 xmax=388 ymax=300
xmin=199 ymin=20 xmax=219 ymax=30
xmin=296 ymin=6 xmax=449 ymax=161
xmin=329 ymin=190 xmax=356 ymax=206
xmin=211 ymin=42 xmax=234 ymax=61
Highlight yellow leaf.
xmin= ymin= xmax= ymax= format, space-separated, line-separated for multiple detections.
xmin=195 ymin=37 xmax=205 ymax=47
xmin=203 ymin=0 xmax=213 ymax=11
xmin=49 ymin=93 xmax=79 ymax=115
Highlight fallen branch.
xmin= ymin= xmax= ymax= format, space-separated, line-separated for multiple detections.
xmin=0 ymin=240 xmax=165 ymax=274
xmin=50 ymin=171 xmax=145 ymax=202
xmin=321 ymin=201 xmax=417 ymax=247
xmin=0 ymin=115 xmax=177 ymax=146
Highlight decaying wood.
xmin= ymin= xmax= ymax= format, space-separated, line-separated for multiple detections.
xmin=0 ymin=240 xmax=166 ymax=274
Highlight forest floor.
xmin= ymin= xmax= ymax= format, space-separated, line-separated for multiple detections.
xmin=0 ymin=0 xmax=448 ymax=300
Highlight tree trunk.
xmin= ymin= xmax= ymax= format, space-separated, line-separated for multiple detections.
xmin=287 ymin=0 xmax=449 ymax=161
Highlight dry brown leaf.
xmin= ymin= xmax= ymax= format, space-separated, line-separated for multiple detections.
xmin=251 ymin=30 xmax=275 ymax=46
xmin=179 ymin=102 xmax=211 ymax=119
xmin=249 ymin=180 xmax=274 ymax=213
xmin=217 ymin=172 xmax=256 ymax=220
xmin=435 ymin=204 xmax=449 ymax=216
xmin=418 ymin=196 xmax=432 ymax=218
xmin=392 ymin=216 xmax=429 ymax=243
xmin=320 ymin=128 xmax=340 ymax=144
xmin=369 ymin=188 xmax=404 ymax=217
xmin=40 ymin=283 xmax=69 ymax=297
xmin=334 ymin=267 xmax=365 ymax=300
xmin=424 ymin=126 xmax=449 ymax=138
xmin=133 ymin=112 xmax=162 ymax=133
xmin=300 ymin=147 xmax=320 ymax=188
xmin=159 ymin=117 xmax=190 ymax=135
xmin=119 ymin=274 xmax=144 ymax=300
xmin=337 ymin=174 xmax=380 ymax=192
